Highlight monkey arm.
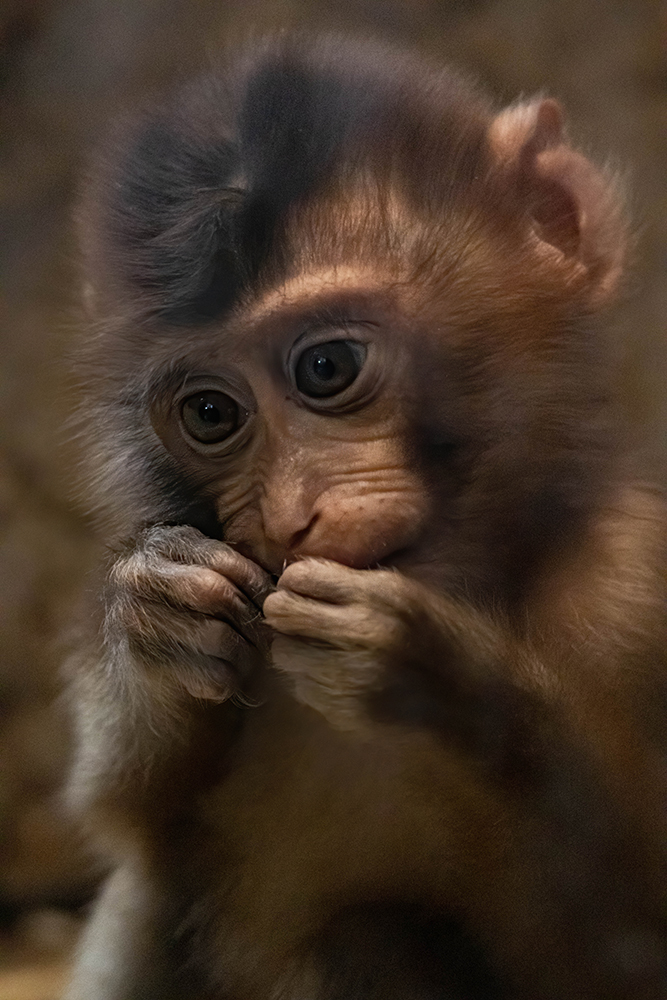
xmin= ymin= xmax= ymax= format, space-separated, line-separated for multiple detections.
xmin=263 ymin=554 xmax=665 ymax=772
xmin=264 ymin=557 xmax=667 ymax=996
xmin=67 ymin=524 xmax=272 ymax=827
xmin=264 ymin=556 xmax=667 ymax=876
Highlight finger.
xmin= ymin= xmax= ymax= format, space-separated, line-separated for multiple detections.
xmin=206 ymin=619 xmax=264 ymax=673
xmin=264 ymin=588 xmax=371 ymax=642
xmin=174 ymin=639 xmax=258 ymax=703
xmin=277 ymin=558 xmax=368 ymax=604
xmin=202 ymin=545 xmax=274 ymax=607
xmin=143 ymin=526 xmax=273 ymax=608
xmin=123 ymin=556 xmax=257 ymax=629
xmin=129 ymin=610 xmax=262 ymax=677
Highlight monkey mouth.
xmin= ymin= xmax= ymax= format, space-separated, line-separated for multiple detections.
xmin=260 ymin=545 xmax=413 ymax=581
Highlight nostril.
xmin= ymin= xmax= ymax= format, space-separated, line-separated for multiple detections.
xmin=288 ymin=513 xmax=319 ymax=552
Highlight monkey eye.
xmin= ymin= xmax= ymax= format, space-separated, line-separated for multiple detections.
xmin=294 ymin=340 xmax=365 ymax=398
xmin=180 ymin=391 xmax=240 ymax=444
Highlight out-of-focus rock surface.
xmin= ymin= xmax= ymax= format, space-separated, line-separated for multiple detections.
xmin=0 ymin=0 xmax=664 ymax=993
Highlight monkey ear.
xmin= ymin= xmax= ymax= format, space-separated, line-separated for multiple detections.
xmin=488 ymin=98 xmax=627 ymax=305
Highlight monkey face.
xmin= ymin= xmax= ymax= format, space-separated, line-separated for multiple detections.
xmin=150 ymin=277 xmax=432 ymax=576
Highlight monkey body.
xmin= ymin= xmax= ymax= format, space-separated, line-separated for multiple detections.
xmin=66 ymin=35 xmax=667 ymax=1000
xmin=67 ymin=503 xmax=667 ymax=1000
xmin=76 ymin=682 xmax=509 ymax=999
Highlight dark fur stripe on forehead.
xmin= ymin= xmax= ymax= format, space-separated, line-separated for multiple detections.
xmin=83 ymin=35 xmax=491 ymax=326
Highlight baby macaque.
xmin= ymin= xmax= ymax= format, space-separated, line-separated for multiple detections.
xmin=65 ymin=34 xmax=667 ymax=1000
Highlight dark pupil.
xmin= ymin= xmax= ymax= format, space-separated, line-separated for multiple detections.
xmin=199 ymin=400 xmax=220 ymax=423
xmin=181 ymin=391 xmax=238 ymax=443
xmin=314 ymin=355 xmax=336 ymax=380
xmin=295 ymin=341 xmax=362 ymax=398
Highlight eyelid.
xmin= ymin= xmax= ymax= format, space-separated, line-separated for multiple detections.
xmin=286 ymin=331 xmax=369 ymax=382
xmin=172 ymin=374 xmax=255 ymax=417
xmin=165 ymin=380 xmax=255 ymax=458
xmin=286 ymin=317 xmax=373 ymax=356
xmin=286 ymin=337 xmax=380 ymax=414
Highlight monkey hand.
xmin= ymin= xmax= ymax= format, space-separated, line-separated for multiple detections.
xmin=264 ymin=558 xmax=509 ymax=736
xmin=263 ymin=558 xmax=457 ymax=730
xmin=104 ymin=525 xmax=273 ymax=702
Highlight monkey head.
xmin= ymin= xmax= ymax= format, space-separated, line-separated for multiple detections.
xmin=77 ymin=35 xmax=627 ymax=602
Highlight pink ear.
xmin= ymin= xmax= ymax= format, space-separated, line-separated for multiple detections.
xmin=489 ymin=98 xmax=627 ymax=304
xmin=489 ymin=97 xmax=564 ymax=165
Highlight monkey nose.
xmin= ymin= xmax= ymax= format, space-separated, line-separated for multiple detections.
xmin=284 ymin=514 xmax=320 ymax=552
xmin=259 ymin=481 xmax=320 ymax=552
xmin=231 ymin=509 xmax=320 ymax=576
xmin=261 ymin=513 xmax=320 ymax=566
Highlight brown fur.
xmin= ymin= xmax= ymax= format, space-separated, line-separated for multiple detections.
xmin=66 ymin=34 xmax=667 ymax=1000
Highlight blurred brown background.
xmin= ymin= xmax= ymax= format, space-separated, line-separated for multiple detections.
xmin=0 ymin=0 xmax=665 ymax=995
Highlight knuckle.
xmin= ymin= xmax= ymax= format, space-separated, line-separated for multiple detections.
xmin=108 ymin=551 xmax=149 ymax=598
xmin=202 ymin=541 xmax=238 ymax=567
xmin=263 ymin=590 xmax=283 ymax=613
xmin=107 ymin=593 xmax=163 ymax=646
xmin=283 ymin=556 xmax=334 ymax=582
xmin=279 ymin=560 xmax=345 ymax=602
xmin=279 ymin=560 xmax=312 ymax=588
xmin=264 ymin=589 xmax=299 ymax=620
xmin=188 ymin=566 xmax=230 ymax=602
xmin=136 ymin=524 xmax=210 ymax=566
